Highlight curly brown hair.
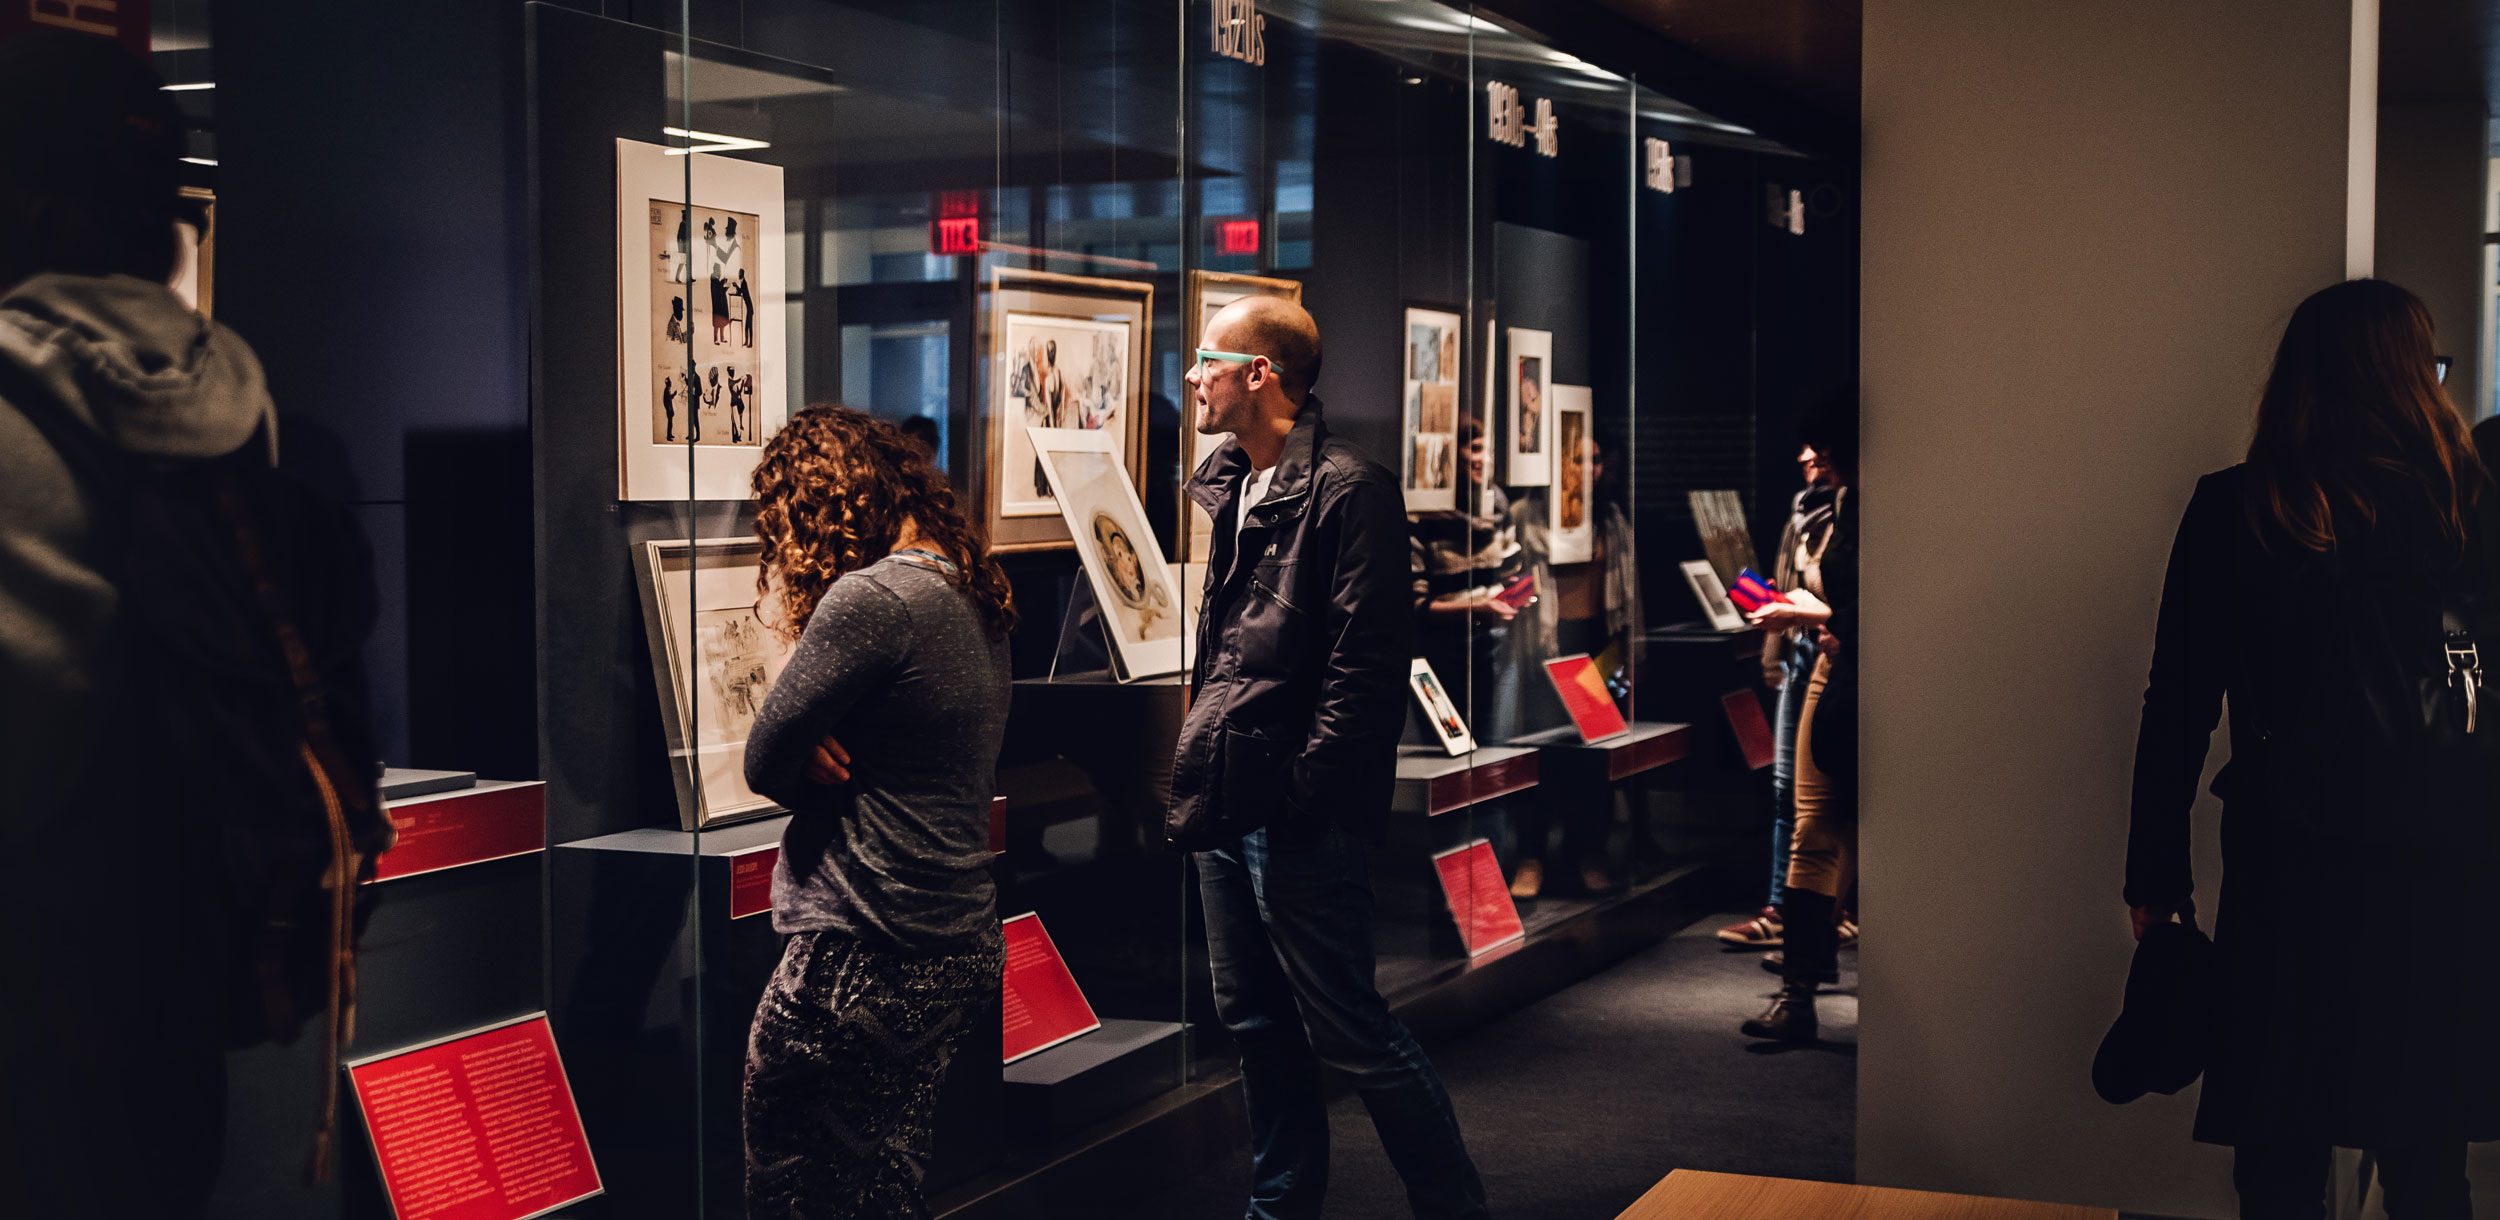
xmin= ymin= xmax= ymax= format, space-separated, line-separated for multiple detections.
xmin=750 ymin=406 xmax=1016 ymax=642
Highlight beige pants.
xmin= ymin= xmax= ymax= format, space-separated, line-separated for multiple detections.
xmin=1785 ymin=652 xmax=1855 ymax=901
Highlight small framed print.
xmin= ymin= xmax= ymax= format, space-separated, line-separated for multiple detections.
xmin=615 ymin=138 xmax=788 ymax=502
xmin=1681 ymin=559 xmax=1747 ymax=632
xmin=1032 ymin=427 xmax=1185 ymax=681
xmin=633 ymin=538 xmax=796 ymax=829
xmin=1504 ymin=327 xmax=1553 ymax=487
xmin=982 ymin=268 xmax=1154 ymax=553
xmin=1409 ymin=658 xmax=1477 ymax=756
xmin=1402 ymin=305 xmax=1464 ymax=514
xmin=1548 ymin=386 xmax=1593 ymax=564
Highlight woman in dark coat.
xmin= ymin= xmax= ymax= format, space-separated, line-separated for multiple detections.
xmin=2129 ymin=278 xmax=2500 ymax=1218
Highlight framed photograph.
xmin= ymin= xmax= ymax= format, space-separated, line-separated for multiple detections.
xmin=1409 ymin=658 xmax=1476 ymax=756
xmin=1548 ymin=386 xmax=1594 ymax=564
xmin=1505 ymin=327 xmax=1553 ymax=486
xmin=633 ymin=538 xmax=797 ymax=829
xmin=615 ymin=139 xmax=788 ymax=502
xmin=1032 ymin=427 xmax=1185 ymax=680
xmin=1681 ymin=559 xmax=1747 ymax=632
xmin=983 ymin=268 xmax=1153 ymax=553
xmin=1182 ymin=271 xmax=1303 ymax=560
xmin=1402 ymin=305 xmax=1463 ymax=514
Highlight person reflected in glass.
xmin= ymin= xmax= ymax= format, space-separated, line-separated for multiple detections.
xmin=2127 ymin=280 xmax=2499 ymax=1217
xmin=741 ymin=407 xmax=1017 ymax=1220
xmin=1740 ymin=400 xmax=1857 ymax=1043
xmin=1176 ymin=296 xmax=1490 ymax=1220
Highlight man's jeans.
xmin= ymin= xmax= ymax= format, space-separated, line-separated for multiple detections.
xmin=1198 ymin=823 xmax=1491 ymax=1220
xmin=1767 ymin=635 xmax=1819 ymax=910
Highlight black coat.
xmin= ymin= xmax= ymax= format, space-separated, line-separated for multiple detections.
xmin=2128 ymin=464 xmax=2500 ymax=1148
xmin=1167 ymin=398 xmax=1412 ymax=848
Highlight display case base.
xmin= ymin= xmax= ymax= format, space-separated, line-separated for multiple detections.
xmin=1004 ymin=1018 xmax=1186 ymax=1136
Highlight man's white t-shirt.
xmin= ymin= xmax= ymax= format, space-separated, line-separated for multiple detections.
xmin=1235 ymin=463 xmax=1278 ymax=548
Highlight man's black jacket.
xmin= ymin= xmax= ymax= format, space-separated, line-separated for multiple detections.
xmin=1166 ymin=398 xmax=1412 ymax=849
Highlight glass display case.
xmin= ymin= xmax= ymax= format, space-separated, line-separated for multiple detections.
xmin=145 ymin=0 xmax=1843 ymax=1215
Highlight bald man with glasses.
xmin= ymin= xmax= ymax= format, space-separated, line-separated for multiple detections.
xmin=1167 ymin=296 xmax=1491 ymax=1219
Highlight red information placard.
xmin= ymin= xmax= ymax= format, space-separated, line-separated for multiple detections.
xmin=1723 ymin=688 xmax=1776 ymax=771
xmin=1000 ymin=913 xmax=1101 ymax=1064
xmin=347 ymin=1015 xmax=602 ymax=1220
xmin=370 ymin=782 xmax=546 ymax=884
xmin=728 ymin=844 xmax=779 ymax=921
xmin=1542 ymin=654 xmax=1629 ymax=742
xmin=1430 ymin=839 xmax=1526 ymax=956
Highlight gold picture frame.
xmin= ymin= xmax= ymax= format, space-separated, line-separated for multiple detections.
xmin=981 ymin=267 xmax=1155 ymax=553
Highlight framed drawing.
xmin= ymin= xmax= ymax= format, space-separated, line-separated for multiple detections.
xmin=633 ymin=538 xmax=796 ymax=829
xmin=615 ymin=138 xmax=788 ymax=502
xmin=1548 ymin=385 xmax=1594 ymax=564
xmin=1681 ymin=559 xmax=1747 ymax=632
xmin=1505 ymin=327 xmax=1553 ymax=486
xmin=983 ymin=268 xmax=1153 ymax=553
xmin=1032 ymin=427 xmax=1185 ymax=680
xmin=1402 ymin=306 xmax=1463 ymax=514
xmin=1181 ymin=271 xmax=1303 ymax=561
xmin=1409 ymin=658 xmax=1476 ymax=756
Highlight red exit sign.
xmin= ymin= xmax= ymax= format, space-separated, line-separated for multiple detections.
xmin=931 ymin=216 xmax=982 ymax=256
xmin=1216 ymin=218 xmax=1261 ymax=256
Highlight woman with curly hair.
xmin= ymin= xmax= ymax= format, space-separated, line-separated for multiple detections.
xmin=739 ymin=406 xmax=1016 ymax=1220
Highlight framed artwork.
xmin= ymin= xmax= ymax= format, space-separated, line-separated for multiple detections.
xmin=1408 ymin=658 xmax=1476 ymax=756
xmin=1681 ymin=559 xmax=1747 ymax=632
xmin=1548 ymin=385 xmax=1594 ymax=564
xmin=633 ymin=538 xmax=797 ymax=829
xmin=983 ymin=268 xmax=1153 ymax=553
xmin=173 ymin=186 xmax=214 ymax=317
xmin=1402 ymin=306 xmax=1463 ymax=514
xmin=1181 ymin=271 xmax=1303 ymax=560
xmin=1688 ymin=489 xmax=1761 ymax=589
xmin=615 ymin=139 xmax=788 ymax=502
xmin=1505 ymin=327 xmax=1553 ymax=486
xmin=1032 ymin=427 xmax=1185 ymax=680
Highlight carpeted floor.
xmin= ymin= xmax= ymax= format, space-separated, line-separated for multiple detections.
xmin=1097 ymin=915 xmax=1859 ymax=1218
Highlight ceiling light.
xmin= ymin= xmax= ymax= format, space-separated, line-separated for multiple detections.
xmin=662 ymin=125 xmax=771 ymax=155
xmin=160 ymin=82 xmax=215 ymax=92
xmin=180 ymin=156 xmax=218 ymax=167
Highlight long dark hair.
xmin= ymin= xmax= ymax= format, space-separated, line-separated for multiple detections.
xmin=2246 ymin=279 xmax=2490 ymax=558
xmin=751 ymin=406 xmax=1017 ymax=641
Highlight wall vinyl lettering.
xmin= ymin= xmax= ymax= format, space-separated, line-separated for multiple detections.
xmin=1645 ymin=138 xmax=1674 ymax=194
xmin=1212 ymin=0 xmax=1266 ymax=67
xmin=1486 ymin=82 xmax=1560 ymax=158
xmin=1766 ymin=184 xmax=1805 ymax=235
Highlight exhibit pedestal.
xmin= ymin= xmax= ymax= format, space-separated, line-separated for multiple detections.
xmin=1003 ymin=1019 xmax=1188 ymax=1135
xmin=1390 ymin=745 xmax=1541 ymax=817
xmin=1511 ymin=720 xmax=1691 ymax=783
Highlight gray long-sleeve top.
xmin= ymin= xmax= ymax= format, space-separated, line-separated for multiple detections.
xmin=743 ymin=555 xmax=1011 ymax=953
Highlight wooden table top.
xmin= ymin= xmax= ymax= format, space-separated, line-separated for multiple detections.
xmin=1617 ymin=1171 xmax=2117 ymax=1220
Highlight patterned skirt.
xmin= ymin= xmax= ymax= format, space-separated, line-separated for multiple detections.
xmin=743 ymin=930 xmax=1003 ymax=1220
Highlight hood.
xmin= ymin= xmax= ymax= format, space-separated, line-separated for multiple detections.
xmin=0 ymin=273 xmax=273 ymax=462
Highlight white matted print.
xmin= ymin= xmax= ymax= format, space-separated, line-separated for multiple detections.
xmin=1548 ymin=386 xmax=1593 ymax=565
xmin=1032 ymin=428 xmax=1184 ymax=680
xmin=1681 ymin=559 xmax=1747 ymax=632
xmin=1403 ymin=306 xmax=1462 ymax=513
xmin=635 ymin=538 xmax=796 ymax=828
xmin=1001 ymin=314 xmax=1130 ymax=518
xmin=1504 ymin=327 xmax=1553 ymax=487
xmin=1409 ymin=658 xmax=1476 ymax=756
xmin=616 ymin=139 xmax=786 ymax=502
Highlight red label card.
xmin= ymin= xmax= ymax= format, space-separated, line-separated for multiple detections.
xmin=728 ymin=845 xmax=778 ymax=920
xmin=1431 ymin=839 xmax=1526 ymax=956
xmin=347 ymin=1016 xmax=602 ymax=1220
xmin=1000 ymin=913 xmax=1101 ymax=1063
xmin=370 ymin=782 xmax=546 ymax=884
xmin=1723 ymin=688 xmax=1776 ymax=771
xmin=1542 ymin=654 xmax=1628 ymax=742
